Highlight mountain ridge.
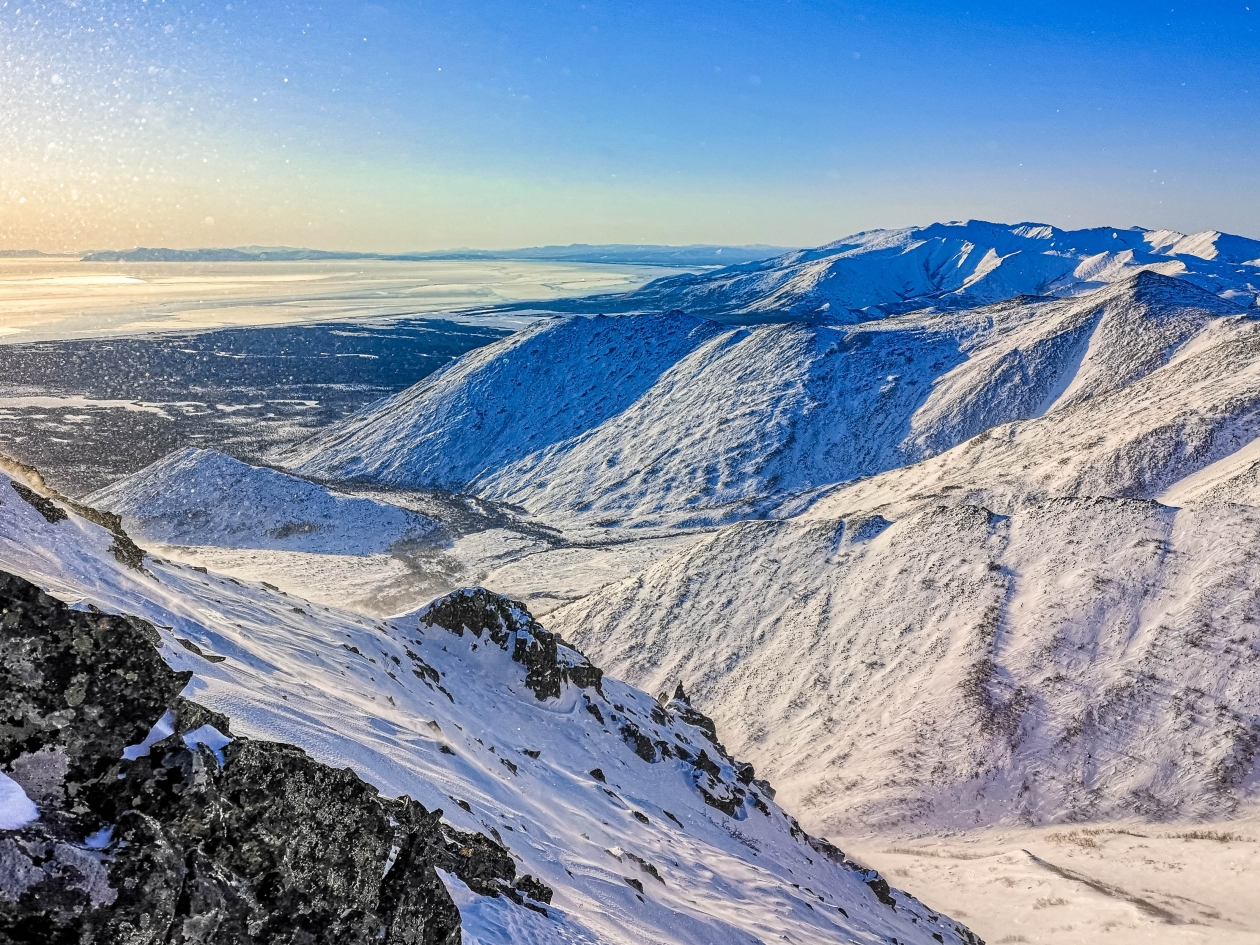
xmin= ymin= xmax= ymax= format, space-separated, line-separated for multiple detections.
xmin=277 ymin=272 xmax=1248 ymax=529
xmin=613 ymin=219 xmax=1260 ymax=322
xmin=0 ymin=460 xmax=981 ymax=945
xmin=78 ymin=243 xmax=792 ymax=268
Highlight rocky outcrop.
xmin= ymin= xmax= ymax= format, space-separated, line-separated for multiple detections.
xmin=0 ymin=570 xmax=545 ymax=944
xmin=420 ymin=587 xmax=602 ymax=699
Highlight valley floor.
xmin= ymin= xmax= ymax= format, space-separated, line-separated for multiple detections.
xmin=845 ymin=809 xmax=1260 ymax=944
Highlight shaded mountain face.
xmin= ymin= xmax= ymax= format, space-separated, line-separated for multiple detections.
xmin=0 ymin=467 xmax=981 ymax=945
xmin=621 ymin=220 xmax=1260 ymax=322
xmin=278 ymin=273 xmax=1249 ymax=528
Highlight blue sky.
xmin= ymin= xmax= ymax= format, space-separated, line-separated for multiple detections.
xmin=4 ymin=0 xmax=1258 ymax=250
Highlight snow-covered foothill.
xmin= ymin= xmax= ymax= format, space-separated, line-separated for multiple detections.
xmin=87 ymin=447 xmax=438 ymax=555
xmin=0 ymin=467 xmax=980 ymax=945
xmin=89 ymin=446 xmax=702 ymax=618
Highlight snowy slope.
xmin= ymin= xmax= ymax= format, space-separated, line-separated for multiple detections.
xmin=86 ymin=447 xmax=439 ymax=554
xmin=551 ymin=498 xmax=1260 ymax=838
xmin=0 ymin=467 xmax=979 ymax=945
xmin=625 ymin=220 xmax=1260 ymax=321
xmin=798 ymin=287 xmax=1260 ymax=523
xmin=280 ymin=272 xmax=1247 ymax=527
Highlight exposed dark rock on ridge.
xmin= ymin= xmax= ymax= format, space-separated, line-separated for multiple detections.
xmin=0 ymin=570 xmax=547 ymax=943
xmin=2 ymin=454 xmax=146 ymax=570
xmin=420 ymin=586 xmax=603 ymax=698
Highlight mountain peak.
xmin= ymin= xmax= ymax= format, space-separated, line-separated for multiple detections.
xmin=621 ymin=220 xmax=1260 ymax=322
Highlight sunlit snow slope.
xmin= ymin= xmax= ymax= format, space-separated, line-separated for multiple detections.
xmin=0 ymin=467 xmax=980 ymax=945
xmin=87 ymin=446 xmax=439 ymax=554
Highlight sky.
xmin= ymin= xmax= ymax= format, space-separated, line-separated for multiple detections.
xmin=2 ymin=0 xmax=1258 ymax=252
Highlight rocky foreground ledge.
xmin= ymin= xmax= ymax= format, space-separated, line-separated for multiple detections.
xmin=0 ymin=571 xmax=548 ymax=944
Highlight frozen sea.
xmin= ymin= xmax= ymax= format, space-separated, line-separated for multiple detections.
xmin=0 ymin=257 xmax=683 ymax=343
xmin=0 ymin=257 xmax=688 ymax=493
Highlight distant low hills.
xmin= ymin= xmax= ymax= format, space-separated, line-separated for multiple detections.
xmin=79 ymin=243 xmax=792 ymax=267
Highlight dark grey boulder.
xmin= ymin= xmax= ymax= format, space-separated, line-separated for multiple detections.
xmin=0 ymin=569 xmax=548 ymax=944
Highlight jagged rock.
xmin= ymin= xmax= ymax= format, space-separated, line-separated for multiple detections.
xmin=689 ymin=750 xmax=746 ymax=816
xmin=667 ymin=684 xmax=722 ymax=748
xmin=4 ymin=458 xmax=146 ymax=570
xmin=513 ymin=874 xmax=553 ymax=904
xmin=619 ymin=722 xmax=657 ymax=763
xmin=692 ymin=750 xmax=721 ymax=778
xmin=9 ymin=482 xmax=67 ymax=525
xmin=0 ymin=568 xmax=543 ymax=944
xmin=865 ymin=875 xmax=897 ymax=909
xmin=420 ymin=588 xmax=602 ymax=699
xmin=807 ymin=835 xmax=847 ymax=864
xmin=431 ymin=823 xmax=518 ymax=898
xmin=0 ymin=571 xmax=187 ymax=812
xmin=625 ymin=852 xmax=665 ymax=884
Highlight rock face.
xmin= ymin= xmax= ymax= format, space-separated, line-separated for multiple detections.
xmin=419 ymin=587 xmax=603 ymax=699
xmin=0 ymin=570 xmax=542 ymax=944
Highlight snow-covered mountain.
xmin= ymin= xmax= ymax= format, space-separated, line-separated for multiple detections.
xmin=550 ymin=497 xmax=1260 ymax=837
xmin=84 ymin=446 xmax=695 ymax=619
xmin=0 ymin=464 xmax=979 ymax=945
xmin=279 ymin=272 xmax=1249 ymax=528
xmin=624 ymin=220 xmax=1260 ymax=321
xmin=16 ymin=217 xmax=1260 ymax=941
xmin=796 ymin=280 xmax=1260 ymax=523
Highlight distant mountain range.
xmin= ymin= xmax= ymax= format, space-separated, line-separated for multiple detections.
xmin=78 ymin=243 xmax=793 ymax=267
xmin=569 ymin=220 xmax=1259 ymax=321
